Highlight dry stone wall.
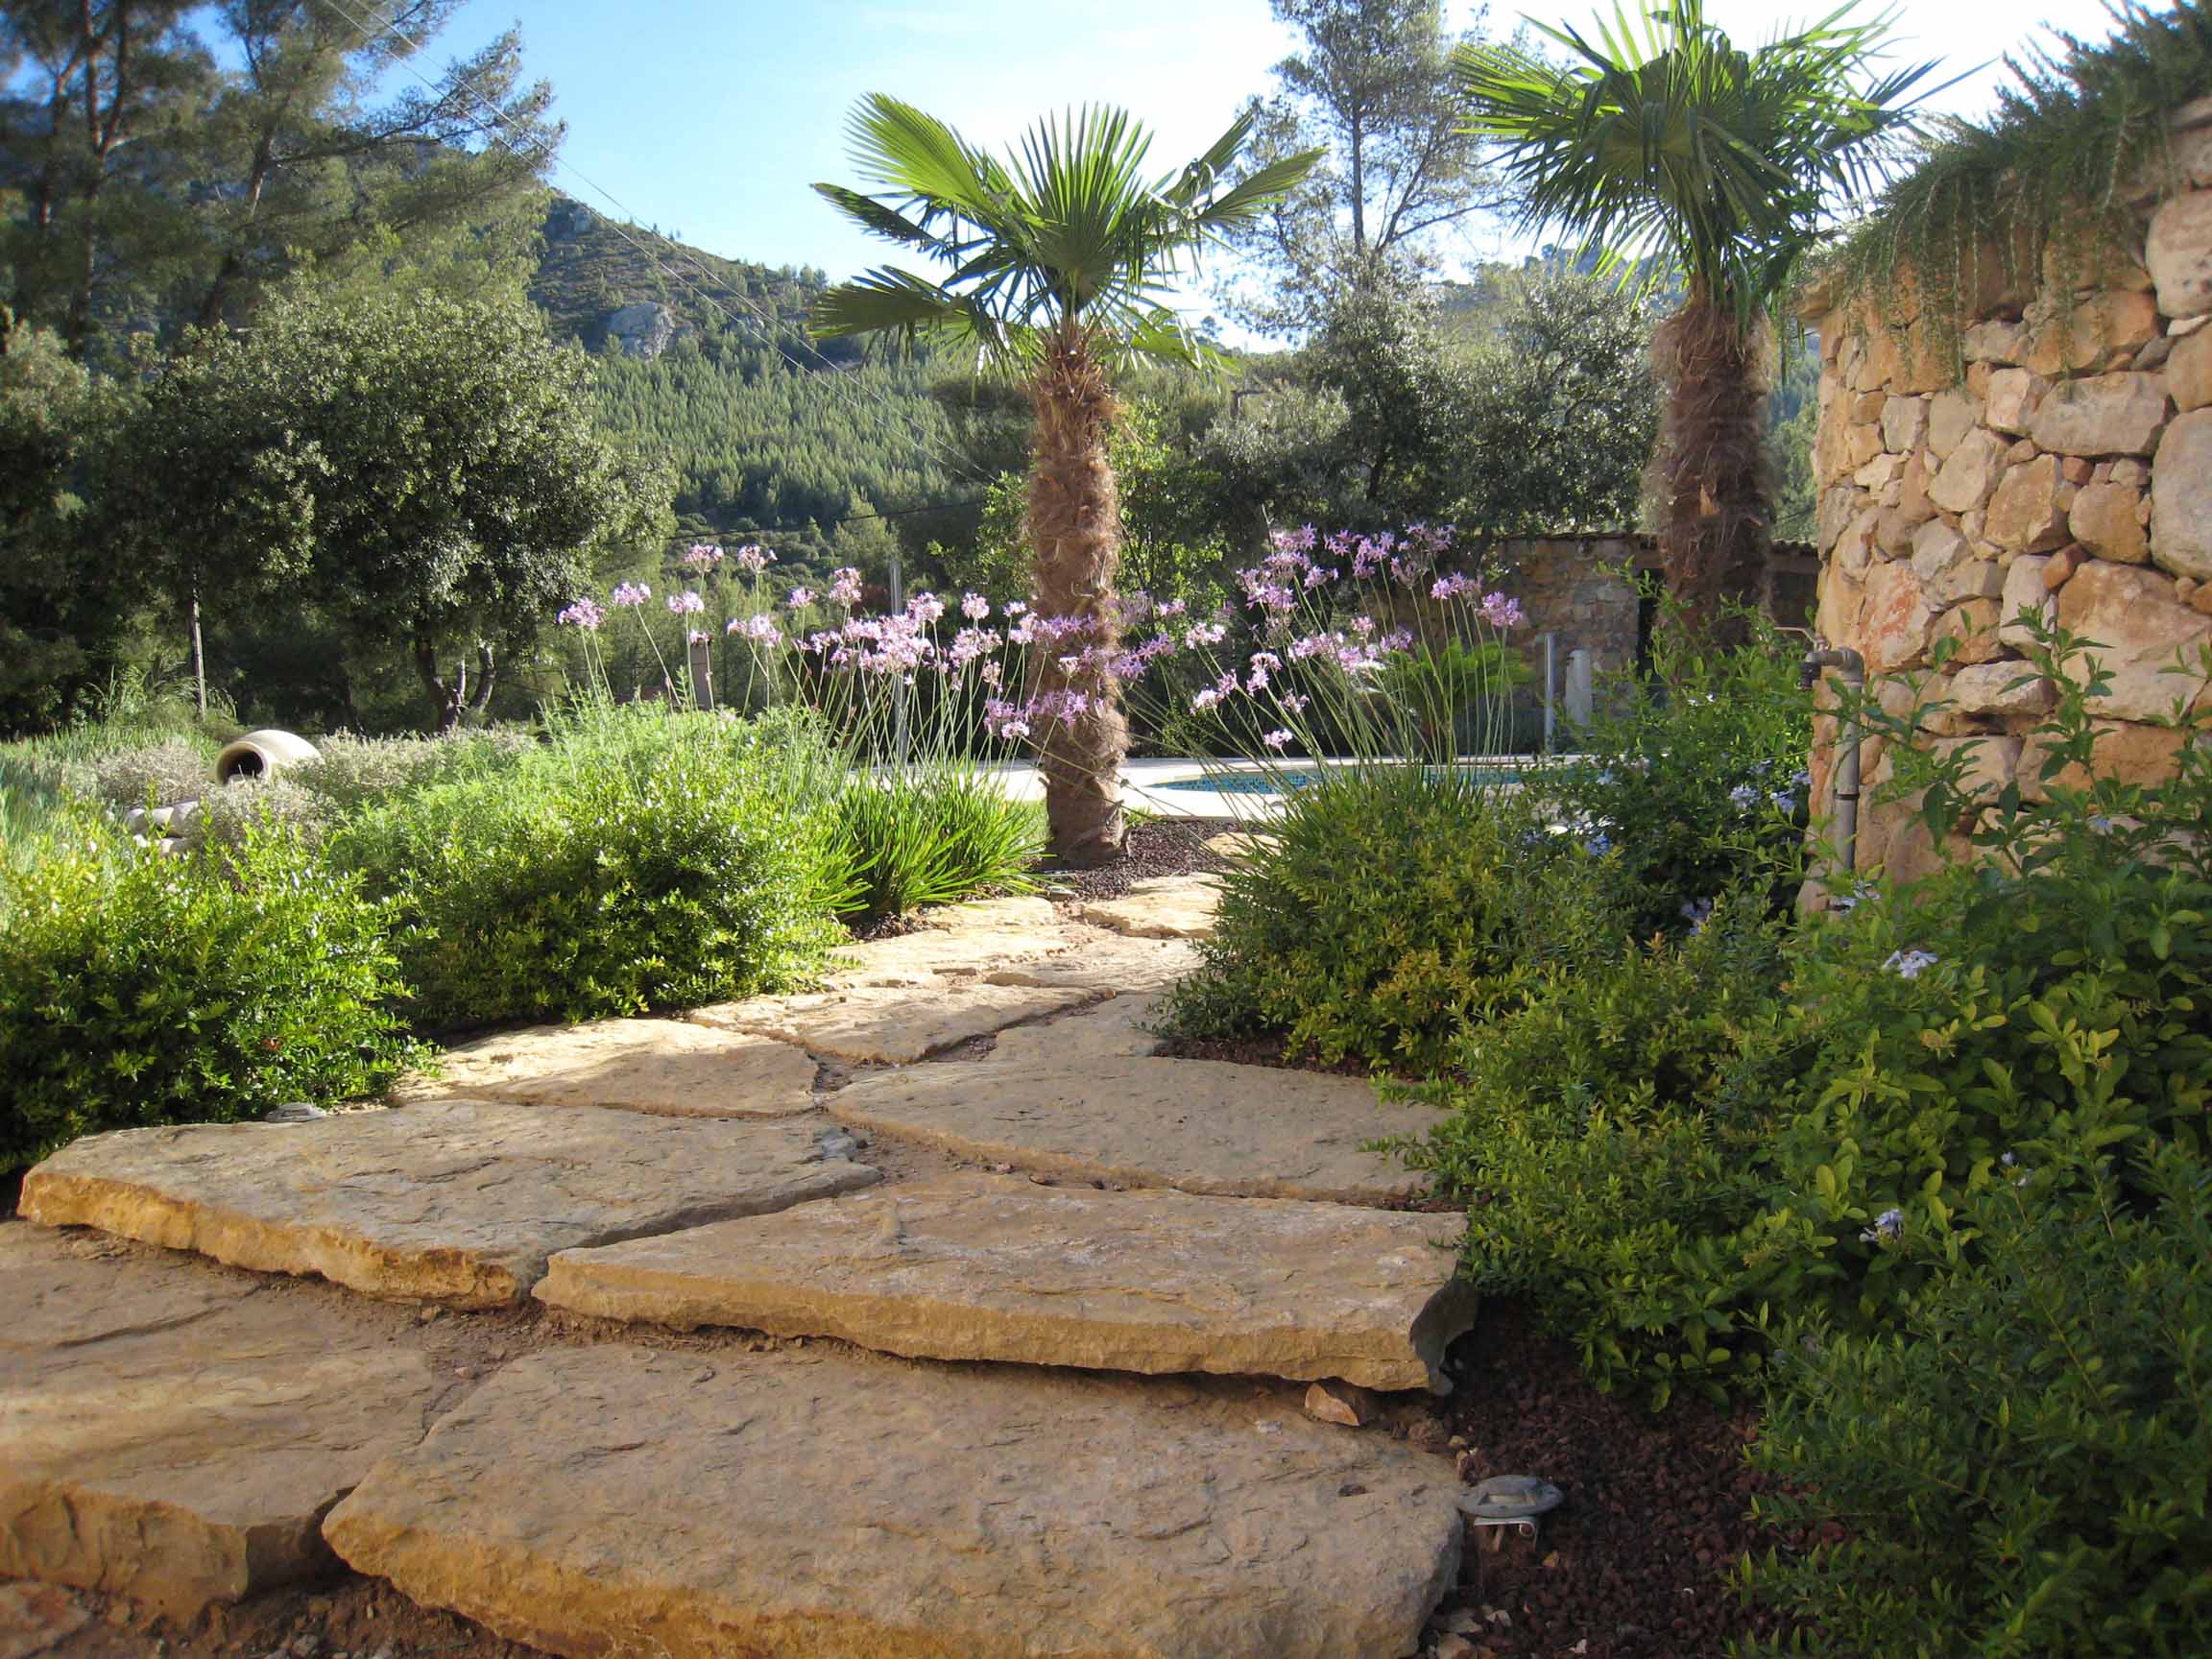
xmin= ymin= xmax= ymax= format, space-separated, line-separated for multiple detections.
xmin=1804 ymin=98 xmax=2212 ymax=884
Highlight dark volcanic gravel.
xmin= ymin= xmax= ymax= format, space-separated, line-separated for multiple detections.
xmin=1035 ymin=813 xmax=1238 ymax=902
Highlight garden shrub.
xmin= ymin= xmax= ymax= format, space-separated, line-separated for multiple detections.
xmin=1401 ymin=889 xmax=1797 ymax=1401
xmin=1415 ymin=616 xmax=2212 ymax=1397
xmin=830 ymin=767 xmax=1043 ymax=926
xmin=330 ymin=707 xmax=847 ymax=1025
xmin=87 ymin=736 xmax=218 ymax=810
xmin=1745 ymin=1141 xmax=2212 ymax=1659
xmin=0 ymin=819 xmax=421 ymax=1171
xmin=287 ymin=728 xmax=536 ymax=818
xmin=1163 ymin=769 xmax=1628 ymax=1071
xmin=1545 ymin=612 xmax=1812 ymax=933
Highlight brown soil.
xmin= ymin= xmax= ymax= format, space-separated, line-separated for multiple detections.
xmin=1423 ymin=1302 xmax=1797 ymax=1659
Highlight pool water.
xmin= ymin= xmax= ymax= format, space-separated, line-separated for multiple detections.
xmin=1156 ymin=766 xmax=1527 ymax=795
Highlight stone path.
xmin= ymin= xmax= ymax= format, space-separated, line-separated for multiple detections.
xmin=535 ymin=1172 xmax=1473 ymax=1390
xmin=3 ymin=878 xmax=1475 ymax=1658
xmin=398 ymin=1018 xmax=818 ymax=1117
xmin=323 ymin=1346 xmax=1460 ymax=1659
xmin=0 ymin=1228 xmax=445 ymax=1617
xmin=831 ymin=1056 xmax=1441 ymax=1204
xmin=20 ymin=1101 xmax=878 ymax=1307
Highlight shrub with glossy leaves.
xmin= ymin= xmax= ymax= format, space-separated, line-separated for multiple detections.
xmin=1164 ymin=768 xmax=1627 ymax=1071
xmin=1745 ymin=1142 xmax=2212 ymax=1658
xmin=0 ymin=819 xmax=421 ymax=1170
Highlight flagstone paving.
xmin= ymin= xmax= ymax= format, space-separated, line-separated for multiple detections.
xmin=393 ymin=1018 xmax=818 ymax=1118
xmin=321 ymin=1345 xmax=1463 ymax=1659
xmin=19 ymin=1102 xmax=879 ymax=1308
xmin=2 ymin=876 xmax=1482 ymax=1658
xmin=831 ymin=1056 xmax=1438 ymax=1205
xmin=0 ymin=1227 xmax=445 ymax=1618
xmin=535 ymin=1172 xmax=1472 ymax=1389
xmin=987 ymin=990 xmax=1166 ymax=1063
xmin=1075 ymin=876 xmax=1221 ymax=939
xmin=687 ymin=980 xmax=1094 ymax=1065
xmin=980 ymin=934 xmax=1199 ymax=994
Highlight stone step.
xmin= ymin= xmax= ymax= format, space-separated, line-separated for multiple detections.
xmin=831 ymin=1057 xmax=1437 ymax=1206
xmin=988 ymin=991 xmax=1164 ymax=1063
xmin=0 ymin=1225 xmax=447 ymax=1617
xmin=980 ymin=934 xmax=1199 ymax=994
xmin=823 ymin=920 xmax=1085 ymax=987
xmin=321 ymin=1344 xmax=1463 ymax=1659
xmin=1075 ymin=876 xmax=1220 ymax=939
xmin=536 ymin=1173 xmax=1472 ymax=1391
xmin=395 ymin=1017 xmax=818 ymax=1117
xmin=20 ymin=1101 xmax=878 ymax=1308
xmin=688 ymin=981 xmax=1094 ymax=1064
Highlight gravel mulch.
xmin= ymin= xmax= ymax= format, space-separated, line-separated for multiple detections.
xmin=1033 ymin=813 xmax=1238 ymax=902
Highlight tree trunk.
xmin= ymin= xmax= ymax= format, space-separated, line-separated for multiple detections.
xmin=1650 ymin=293 xmax=1772 ymax=655
xmin=1026 ymin=319 xmax=1128 ymax=867
xmin=411 ymin=633 xmax=466 ymax=733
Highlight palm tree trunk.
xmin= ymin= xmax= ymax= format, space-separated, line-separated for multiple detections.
xmin=1026 ymin=320 xmax=1128 ymax=866
xmin=1651 ymin=293 xmax=1772 ymax=652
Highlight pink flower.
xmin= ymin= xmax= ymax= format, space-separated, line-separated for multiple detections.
xmin=1480 ymin=592 xmax=1526 ymax=629
xmin=667 ymin=590 xmax=706 ymax=615
xmin=735 ymin=544 xmax=774 ymax=574
xmin=906 ymin=591 xmax=947 ymax=626
xmin=728 ymin=613 xmax=782 ymax=645
xmin=1262 ymin=729 xmax=1293 ymax=749
xmin=828 ymin=567 xmax=864 ymax=607
xmin=961 ymin=591 xmax=991 ymax=621
xmin=682 ymin=543 xmax=724 ymax=570
xmin=610 ymin=582 xmax=651 ymax=608
xmin=786 ymin=588 xmax=815 ymax=609
xmin=557 ymin=597 xmax=605 ymax=631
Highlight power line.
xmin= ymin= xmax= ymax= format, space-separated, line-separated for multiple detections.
xmin=312 ymin=0 xmax=1001 ymax=504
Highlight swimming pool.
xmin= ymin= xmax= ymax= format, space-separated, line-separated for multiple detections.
xmin=1155 ymin=766 xmax=1528 ymax=795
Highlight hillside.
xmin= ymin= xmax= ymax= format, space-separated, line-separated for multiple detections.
xmin=527 ymin=195 xmax=994 ymax=552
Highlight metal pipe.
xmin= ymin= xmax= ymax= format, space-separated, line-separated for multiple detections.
xmin=1800 ymin=643 xmax=1865 ymax=882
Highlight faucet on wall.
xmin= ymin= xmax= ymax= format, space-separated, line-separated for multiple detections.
xmin=1796 ymin=640 xmax=1867 ymax=883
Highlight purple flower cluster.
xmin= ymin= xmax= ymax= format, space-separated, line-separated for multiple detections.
xmin=557 ymin=597 xmax=605 ymax=631
xmin=610 ymin=582 xmax=651 ymax=608
xmin=682 ymin=543 xmax=724 ymax=571
xmin=735 ymin=545 xmax=774 ymax=575
xmin=667 ymin=590 xmax=706 ymax=616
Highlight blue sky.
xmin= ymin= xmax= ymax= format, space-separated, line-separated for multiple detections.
xmin=405 ymin=0 xmax=2134 ymax=313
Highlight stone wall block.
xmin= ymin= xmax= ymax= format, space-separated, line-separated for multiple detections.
xmin=2171 ymin=326 xmax=2212 ymax=412
xmin=2026 ymin=372 xmax=2173 ymax=456
xmin=1881 ymin=395 xmax=1930 ymax=453
xmin=2151 ymin=409 xmax=2212 ymax=579
xmin=2021 ymin=291 xmax=2160 ymax=375
xmin=1984 ymin=367 xmax=2047 ymax=434
xmin=1936 ymin=598 xmax=2006 ymax=663
xmin=1910 ymin=518 xmax=1971 ymax=584
xmin=1862 ymin=560 xmax=1939 ymax=671
xmin=2070 ymin=479 xmax=2152 ymax=563
xmin=1985 ymin=457 xmax=2074 ymax=554
xmin=1999 ymin=555 xmax=2055 ymax=647
xmin=2147 ymin=190 xmax=2212 ymax=318
xmin=1928 ymin=427 xmax=2010 ymax=515
xmin=1962 ymin=319 xmax=2026 ymax=364
xmin=1926 ymin=387 xmax=1979 ymax=459
xmin=2021 ymin=723 xmax=2189 ymax=799
xmin=1951 ymin=661 xmax=2055 ymax=716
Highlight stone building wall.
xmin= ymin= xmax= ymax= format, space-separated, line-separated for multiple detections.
xmin=1803 ymin=101 xmax=2212 ymax=886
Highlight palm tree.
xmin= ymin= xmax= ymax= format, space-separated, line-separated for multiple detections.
xmin=810 ymin=97 xmax=1318 ymax=865
xmin=1455 ymin=1 xmax=1943 ymax=645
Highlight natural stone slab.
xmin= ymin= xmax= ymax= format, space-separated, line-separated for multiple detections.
xmin=982 ymin=934 xmax=1198 ymax=995
xmin=831 ymin=1058 xmax=1434 ymax=1206
xmin=0 ymin=1226 xmax=444 ymax=1616
xmin=393 ymin=1018 xmax=817 ymax=1118
xmin=990 ymin=992 xmax=1166 ymax=1063
xmin=536 ymin=1173 xmax=1473 ymax=1390
xmin=822 ymin=925 xmax=1079 ymax=987
xmin=687 ymin=982 xmax=1092 ymax=1065
xmin=1077 ymin=877 xmax=1220 ymax=939
xmin=322 ymin=1345 xmax=1461 ymax=1659
xmin=20 ymin=1102 xmax=879 ymax=1309
xmin=910 ymin=895 xmax=1061 ymax=930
